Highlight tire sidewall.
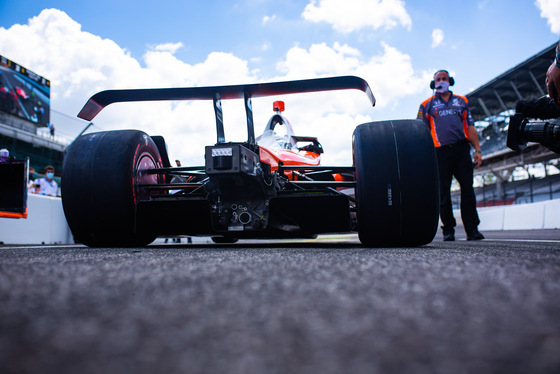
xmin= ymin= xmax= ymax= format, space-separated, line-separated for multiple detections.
xmin=62 ymin=130 xmax=162 ymax=246
xmin=353 ymin=120 xmax=439 ymax=247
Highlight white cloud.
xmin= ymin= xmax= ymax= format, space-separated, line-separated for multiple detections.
xmin=0 ymin=8 xmax=427 ymax=166
xmin=152 ymin=42 xmax=184 ymax=54
xmin=273 ymin=41 xmax=430 ymax=164
xmin=277 ymin=42 xmax=362 ymax=78
xmin=302 ymin=0 xmax=412 ymax=33
xmin=0 ymin=9 xmax=147 ymax=106
xmin=277 ymin=41 xmax=426 ymax=108
xmin=431 ymin=29 xmax=444 ymax=48
xmin=0 ymin=9 xmax=257 ymax=165
xmin=535 ymin=0 xmax=560 ymax=34
xmin=262 ymin=15 xmax=276 ymax=25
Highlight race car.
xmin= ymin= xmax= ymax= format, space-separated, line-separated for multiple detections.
xmin=15 ymin=85 xmax=29 ymax=100
xmin=62 ymin=76 xmax=439 ymax=247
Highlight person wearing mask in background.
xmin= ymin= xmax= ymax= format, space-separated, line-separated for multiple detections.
xmin=36 ymin=165 xmax=58 ymax=196
xmin=417 ymin=70 xmax=484 ymax=241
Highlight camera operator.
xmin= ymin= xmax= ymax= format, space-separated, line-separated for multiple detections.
xmin=508 ymin=42 xmax=560 ymax=154
xmin=546 ymin=41 xmax=560 ymax=104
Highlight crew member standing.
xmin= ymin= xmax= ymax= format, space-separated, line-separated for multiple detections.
xmin=417 ymin=70 xmax=484 ymax=241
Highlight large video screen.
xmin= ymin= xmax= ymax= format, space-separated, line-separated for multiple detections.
xmin=0 ymin=55 xmax=50 ymax=127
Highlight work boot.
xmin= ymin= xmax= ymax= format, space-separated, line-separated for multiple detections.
xmin=443 ymin=230 xmax=455 ymax=241
xmin=467 ymin=230 xmax=485 ymax=241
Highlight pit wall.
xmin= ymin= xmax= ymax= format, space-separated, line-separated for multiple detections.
xmin=459 ymin=198 xmax=560 ymax=231
xmin=0 ymin=194 xmax=73 ymax=245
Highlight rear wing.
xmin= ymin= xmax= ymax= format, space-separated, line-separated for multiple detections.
xmin=78 ymin=75 xmax=375 ymax=147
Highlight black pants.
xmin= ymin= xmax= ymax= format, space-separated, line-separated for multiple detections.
xmin=436 ymin=140 xmax=480 ymax=234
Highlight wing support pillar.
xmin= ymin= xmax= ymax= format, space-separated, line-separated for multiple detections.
xmin=213 ymin=92 xmax=225 ymax=144
xmin=244 ymin=90 xmax=256 ymax=150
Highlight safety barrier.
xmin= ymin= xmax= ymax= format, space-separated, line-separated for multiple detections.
xmin=0 ymin=194 xmax=73 ymax=245
xmin=461 ymin=198 xmax=560 ymax=231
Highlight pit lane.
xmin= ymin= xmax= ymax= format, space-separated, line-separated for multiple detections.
xmin=1 ymin=232 xmax=559 ymax=374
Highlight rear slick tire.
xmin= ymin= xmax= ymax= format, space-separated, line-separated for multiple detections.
xmin=62 ymin=130 xmax=162 ymax=247
xmin=353 ymin=120 xmax=439 ymax=247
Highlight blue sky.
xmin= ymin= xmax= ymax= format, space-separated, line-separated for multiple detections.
xmin=1 ymin=0 xmax=559 ymax=165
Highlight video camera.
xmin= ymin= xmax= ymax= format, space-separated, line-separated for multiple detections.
xmin=0 ymin=149 xmax=29 ymax=219
xmin=507 ymin=96 xmax=560 ymax=154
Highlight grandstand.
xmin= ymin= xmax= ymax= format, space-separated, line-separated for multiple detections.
xmin=451 ymin=42 xmax=560 ymax=208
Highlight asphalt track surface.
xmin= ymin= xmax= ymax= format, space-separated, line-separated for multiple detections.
xmin=1 ymin=231 xmax=560 ymax=374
